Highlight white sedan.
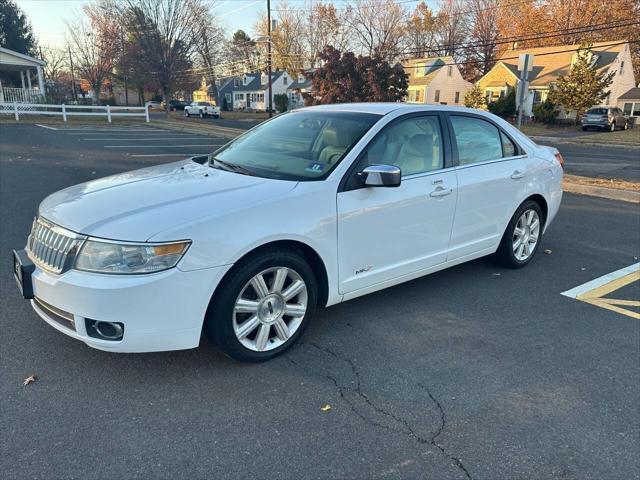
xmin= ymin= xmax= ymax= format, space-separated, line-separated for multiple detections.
xmin=13 ymin=104 xmax=563 ymax=362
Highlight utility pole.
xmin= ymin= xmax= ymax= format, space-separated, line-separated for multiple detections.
xmin=267 ymin=0 xmax=273 ymax=118
xmin=121 ymin=26 xmax=129 ymax=106
xmin=68 ymin=45 xmax=77 ymax=102
xmin=516 ymin=53 xmax=533 ymax=130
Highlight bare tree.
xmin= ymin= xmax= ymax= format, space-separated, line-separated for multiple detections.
xmin=303 ymin=1 xmax=352 ymax=67
xmin=124 ymin=0 xmax=204 ymax=113
xmin=254 ymin=1 xmax=306 ymax=73
xmin=191 ymin=1 xmax=225 ymax=97
xmin=460 ymin=0 xmax=500 ymax=80
xmin=434 ymin=0 xmax=468 ymax=57
xmin=343 ymin=0 xmax=406 ymax=62
xmin=66 ymin=15 xmax=115 ymax=103
xmin=225 ymin=30 xmax=260 ymax=75
xmin=403 ymin=1 xmax=439 ymax=58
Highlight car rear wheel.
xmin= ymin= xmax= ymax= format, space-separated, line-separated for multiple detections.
xmin=185 ymin=110 xmax=190 ymax=117
xmin=495 ymin=200 xmax=543 ymax=268
xmin=624 ymin=121 xmax=629 ymax=130
xmin=204 ymin=249 xmax=317 ymax=362
xmin=199 ymin=110 xmax=204 ymax=119
xmin=610 ymin=122 xmax=616 ymax=132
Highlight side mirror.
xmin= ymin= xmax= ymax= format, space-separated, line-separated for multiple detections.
xmin=358 ymin=165 xmax=401 ymax=187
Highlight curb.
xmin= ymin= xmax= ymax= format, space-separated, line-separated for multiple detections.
xmin=563 ymin=180 xmax=640 ymax=203
xmin=531 ymin=135 xmax=640 ymax=150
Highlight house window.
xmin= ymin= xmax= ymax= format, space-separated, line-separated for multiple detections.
xmin=447 ymin=66 xmax=453 ymax=77
xmin=454 ymin=91 xmax=460 ymax=104
xmin=533 ymin=90 xmax=543 ymax=104
xmin=623 ymin=102 xmax=632 ymax=115
xmin=283 ymin=76 xmax=288 ymax=85
xmin=634 ymin=103 xmax=640 ymax=117
xmin=620 ymin=61 xmax=624 ymax=74
xmin=434 ymin=90 xmax=440 ymax=102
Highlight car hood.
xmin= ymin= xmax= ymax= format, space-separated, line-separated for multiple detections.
xmin=39 ymin=159 xmax=297 ymax=241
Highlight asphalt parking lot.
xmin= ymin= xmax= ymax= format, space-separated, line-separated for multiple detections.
xmin=1 ymin=123 xmax=639 ymax=479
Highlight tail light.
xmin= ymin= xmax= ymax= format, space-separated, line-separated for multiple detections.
xmin=554 ymin=152 xmax=565 ymax=169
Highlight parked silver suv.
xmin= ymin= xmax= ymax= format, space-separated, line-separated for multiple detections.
xmin=581 ymin=107 xmax=629 ymax=132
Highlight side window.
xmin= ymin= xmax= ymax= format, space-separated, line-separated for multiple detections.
xmin=451 ymin=116 xmax=503 ymax=165
xmin=500 ymin=130 xmax=517 ymax=157
xmin=360 ymin=116 xmax=444 ymax=177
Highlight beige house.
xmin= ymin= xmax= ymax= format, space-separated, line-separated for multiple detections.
xmin=477 ymin=41 xmax=636 ymax=116
xmin=404 ymin=57 xmax=472 ymax=106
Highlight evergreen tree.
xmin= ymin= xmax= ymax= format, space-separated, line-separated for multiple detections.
xmin=548 ymin=46 xmax=615 ymax=119
xmin=464 ymin=85 xmax=488 ymax=110
xmin=0 ymin=0 xmax=37 ymax=55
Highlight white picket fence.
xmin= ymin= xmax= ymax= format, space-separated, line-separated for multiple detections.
xmin=0 ymin=102 xmax=150 ymax=122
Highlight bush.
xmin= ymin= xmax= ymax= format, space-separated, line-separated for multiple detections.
xmin=532 ymin=100 xmax=558 ymax=124
xmin=487 ymin=88 xmax=515 ymax=118
xmin=464 ymin=85 xmax=487 ymax=110
xmin=274 ymin=93 xmax=289 ymax=112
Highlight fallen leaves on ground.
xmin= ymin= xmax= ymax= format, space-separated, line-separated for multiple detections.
xmin=320 ymin=404 xmax=332 ymax=412
xmin=23 ymin=374 xmax=37 ymax=386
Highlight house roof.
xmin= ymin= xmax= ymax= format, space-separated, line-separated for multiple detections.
xmin=0 ymin=47 xmax=45 ymax=71
xmin=404 ymin=56 xmax=453 ymax=87
xmin=497 ymin=40 xmax=627 ymax=87
xmin=233 ymin=71 xmax=287 ymax=92
xmin=287 ymin=77 xmax=312 ymax=90
xmin=618 ymin=87 xmax=640 ymax=100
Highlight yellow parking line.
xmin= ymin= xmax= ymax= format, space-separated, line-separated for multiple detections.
xmin=562 ymin=263 xmax=640 ymax=319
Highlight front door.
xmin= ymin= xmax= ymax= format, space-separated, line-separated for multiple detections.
xmin=337 ymin=114 xmax=457 ymax=294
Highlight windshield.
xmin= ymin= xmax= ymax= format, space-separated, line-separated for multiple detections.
xmin=210 ymin=111 xmax=380 ymax=181
xmin=587 ymin=108 xmax=608 ymax=115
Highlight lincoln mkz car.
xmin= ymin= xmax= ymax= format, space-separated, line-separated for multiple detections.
xmin=13 ymin=104 xmax=563 ymax=362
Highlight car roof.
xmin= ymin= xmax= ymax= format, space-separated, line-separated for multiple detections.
xmin=296 ymin=103 xmax=486 ymax=116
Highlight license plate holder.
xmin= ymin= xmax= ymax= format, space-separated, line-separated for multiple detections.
xmin=13 ymin=249 xmax=35 ymax=299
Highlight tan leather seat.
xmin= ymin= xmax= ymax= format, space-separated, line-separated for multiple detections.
xmin=318 ymin=127 xmax=352 ymax=165
xmin=396 ymin=134 xmax=434 ymax=175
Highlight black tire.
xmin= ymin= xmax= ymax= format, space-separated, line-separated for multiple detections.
xmin=213 ymin=115 xmax=219 ymax=119
xmin=610 ymin=122 xmax=616 ymax=132
xmin=581 ymin=126 xmax=588 ymax=131
xmin=199 ymin=110 xmax=204 ymax=119
xmin=494 ymin=200 xmax=544 ymax=269
xmin=204 ymin=249 xmax=318 ymax=362
xmin=185 ymin=110 xmax=190 ymax=117
xmin=624 ymin=121 xmax=629 ymax=130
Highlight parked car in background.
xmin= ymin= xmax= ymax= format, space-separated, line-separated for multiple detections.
xmin=166 ymin=100 xmax=189 ymax=111
xmin=13 ymin=104 xmax=562 ymax=362
xmin=185 ymin=101 xmax=220 ymax=119
xmin=145 ymin=100 xmax=162 ymax=110
xmin=581 ymin=107 xmax=628 ymax=131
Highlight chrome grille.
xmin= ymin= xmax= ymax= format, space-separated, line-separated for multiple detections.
xmin=27 ymin=217 xmax=85 ymax=274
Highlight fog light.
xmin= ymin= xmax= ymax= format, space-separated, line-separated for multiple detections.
xmin=86 ymin=320 xmax=124 ymax=341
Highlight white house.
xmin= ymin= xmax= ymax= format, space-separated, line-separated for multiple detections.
xmin=404 ymin=56 xmax=472 ymax=106
xmin=287 ymin=73 xmax=313 ymax=109
xmin=0 ymin=47 xmax=46 ymax=103
xmin=232 ymin=71 xmax=293 ymax=112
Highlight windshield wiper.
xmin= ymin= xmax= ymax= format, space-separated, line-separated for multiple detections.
xmin=209 ymin=157 xmax=256 ymax=176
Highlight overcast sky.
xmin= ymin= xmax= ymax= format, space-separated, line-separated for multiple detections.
xmin=17 ymin=0 xmax=371 ymax=50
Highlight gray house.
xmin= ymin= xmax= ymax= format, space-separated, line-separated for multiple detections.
xmin=216 ymin=76 xmax=241 ymax=111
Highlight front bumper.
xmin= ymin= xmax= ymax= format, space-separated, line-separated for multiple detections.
xmin=22 ymin=260 xmax=229 ymax=353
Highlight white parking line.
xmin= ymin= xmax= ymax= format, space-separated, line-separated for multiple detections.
xmin=82 ymin=137 xmax=206 ymax=141
xmin=36 ymin=124 xmax=58 ymax=130
xmin=131 ymin=153 xmax=201 ymax=157
xmin=104 ymin=144 xmax=224 ymax=148
xmin=561 ymin=263 xmax=640 ymax=298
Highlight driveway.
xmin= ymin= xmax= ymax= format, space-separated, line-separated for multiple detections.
xmin=1 ymin=124 xmax=639 ymax=479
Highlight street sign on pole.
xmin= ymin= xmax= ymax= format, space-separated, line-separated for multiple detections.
xmin=516 ymin=53 xmax=534 ymax=130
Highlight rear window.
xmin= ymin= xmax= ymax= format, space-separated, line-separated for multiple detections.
xmin=587 ymin=108 xmax=608 ymax=115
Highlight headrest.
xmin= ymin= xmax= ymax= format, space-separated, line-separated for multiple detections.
xmin=323 ymin=127 xmax=351 ymax=148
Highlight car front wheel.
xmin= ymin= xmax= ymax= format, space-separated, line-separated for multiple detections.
xmin=495 ymin=200 xmax=543 ymax=268
xmin=204 ymin=249 xmax=317 ymax=362
xmin=199 ymin=111 xmax=204 ymax=119
xmin=185 ymin=110 xmax=190 ymax=117
xmin=610 ymin=122 xmax=616 ymax=132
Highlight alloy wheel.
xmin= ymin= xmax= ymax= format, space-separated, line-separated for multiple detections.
xmin=512 ymin=209 xmax=540 ymax=261
xmin=232 ymin=267 xmax=308 ymax=352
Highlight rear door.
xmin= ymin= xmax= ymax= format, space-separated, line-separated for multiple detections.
xmin=446 ymin=113 xmax=527 ymax=260
xmin=337 ymin=113 xmax=457 ymax=294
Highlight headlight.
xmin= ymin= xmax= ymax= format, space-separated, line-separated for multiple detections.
xmin=74 ymin=239 xmax=190 ymax=274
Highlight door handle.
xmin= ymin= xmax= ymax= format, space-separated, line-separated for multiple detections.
xmin=429 ymin=187 xmax=453 ymax=198
xmin=511 ymin=170 xmax=526 ymax=180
